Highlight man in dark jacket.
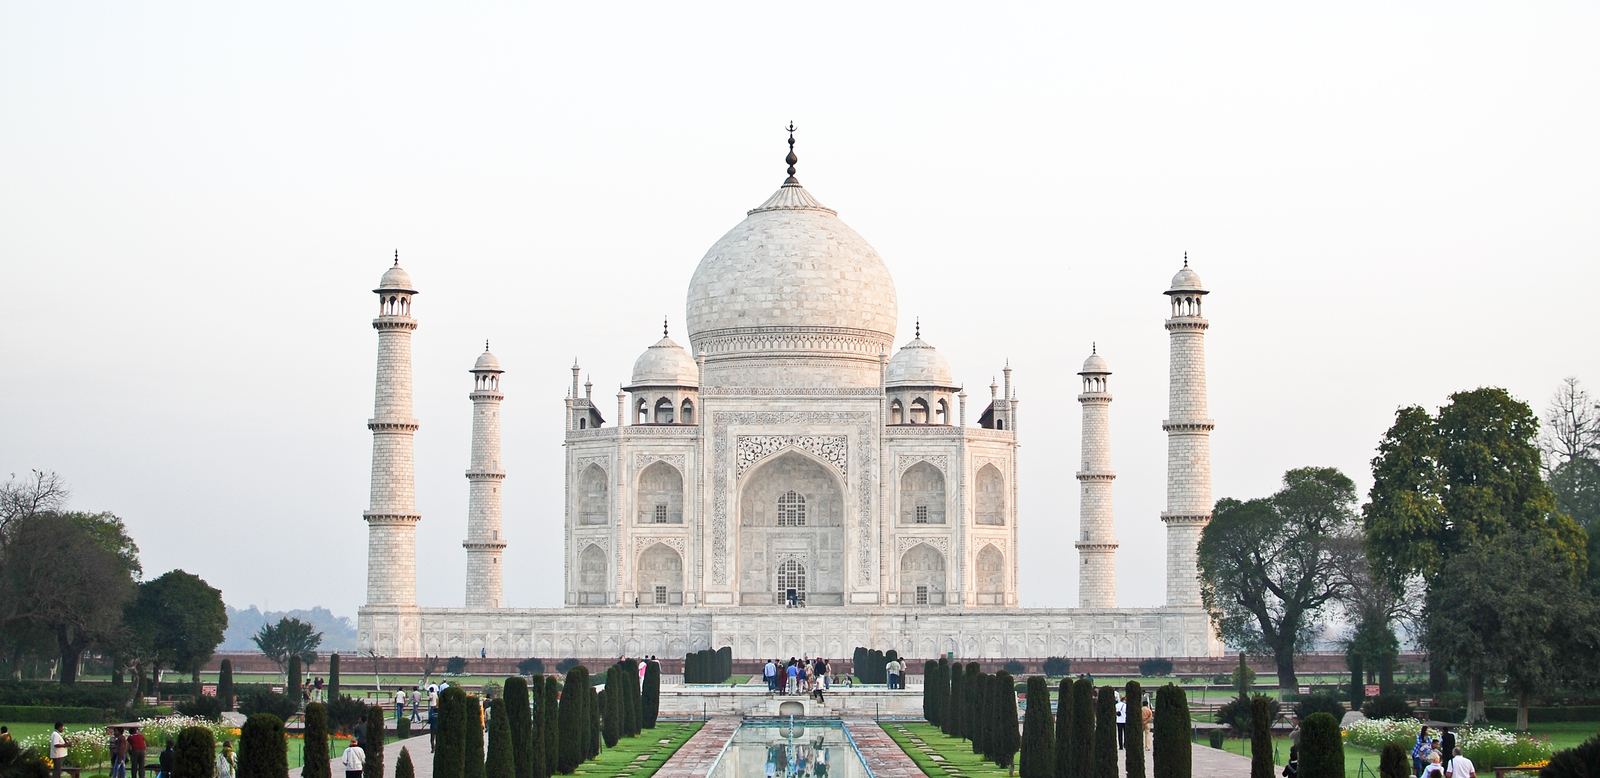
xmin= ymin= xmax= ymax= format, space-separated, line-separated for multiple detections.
xmin=156 ymin=741 xmax=175 ymax=778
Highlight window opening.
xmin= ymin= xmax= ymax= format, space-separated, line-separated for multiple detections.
xmin=916 ymin=585 xmax=929 ymax=605
xmin=777 ymin=559 xmax=806 ymax=605
xmin=654 ymin=504 xmax=668 ymax=523
xmin=654 ymin=585 xmax=667 ymax=604
xmin=777 ymin=491 xmax=806 ymax=526
xmin=915 ymin=505 xmax=929 ymax=524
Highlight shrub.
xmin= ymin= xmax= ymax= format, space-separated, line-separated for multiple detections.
xmin=0 ymin=706 xmax=111 ymax=724
xmin=554 ymin=659 xmax=580 ymax=675
xmin=1043 ymin=657 xmax=1071 ymax=677
xmin=1293 ymin=693 xmax=1346 ymax=723
xmin=1362 ymin=694 xmax=1412 ymax=721
xmin=1152 ymin=684 xmax=1191 ymax=778
xmin=0 ymin=734 xmax=51 ymax=778
xmin=434 ymin=687 xmax=468 ymax=778
xmin=173 ymin=726 xmax=215 ymax=778
xmin=176 ymin=694 xmax=224 ymax=721
xmin=238 ymin=688 xmax=297 ymax=721
xmin=1379 ymin=743 xmax=1408 ymax=778
xmin=1019 ymin=677 xmax=1054 ymax=778
xmin=556 ymin=667 xmax=588 ymax=773
xmin=1455 ymin=725 xmax=1552 ymax=771
xmin=1005 ymin=660 xmax=1027 ymax=675
xmin=993 ymin=672 xmax=1020 ymax=769
xmin=302 ymin=703 xmax=331 ymax=778
xmin=324 ymin=696 xmax=369 ymax=736
xmin=1094 ymin=686 xmax=1117 ymax=778
xmin=1343 ymin=718 xmax=1424 ymax=751
xmin=0 ymin=681 xmax=127 ymax=708
xmin=447 ymin=657 xmax=469 ymax=676
xmin=398 ymin=718 xmax=411 ymax=739
xmin=1250 ymin=696 xmax=1273 ymax=778
xmin=366 ymin=704 xmax=388 ymax=778
xmin=481 ymin=681 xmax=503 ymax=700
xmin=1542 ymin=732 xmax=1600 ymax=778
xmin=1299 ymin=712 xmax=1343 ymax=778
xmin=1218 ymin=695 xmax=1279 ymax=738
xmin=485 ymin=698 xmax=513 ymax=778
xmin=289 ymin=656 xmax=302 ymax=705
xmin=502 ymin=677 xmax=533 ymax=778
xmin=219 ymin=660 xmax=235 ymax=712
xmin=1139 ymin=659 xmax=1173 ymax=678
xmin=1208 ymin=729 xmax=1224 ymax=748
xmin=238 ymin=714 xmax=287 ymax=778
xmin=517 ymin=659 xmax=544 ymax=676
xmin=396 ymin=748 xmax=415 ymax=778
xmin=1125 ymin=681 xmax=1146 ymax=778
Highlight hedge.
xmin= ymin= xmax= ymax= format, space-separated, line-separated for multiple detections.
xmin=1419 ymin=706 xmax=1600 ymax=723
xmin=0 ymin=705 xmax=112 ymax=723
xmin=0 ymin=683 xmax=126 ymax=709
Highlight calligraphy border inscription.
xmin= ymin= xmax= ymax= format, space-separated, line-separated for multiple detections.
xmin=712 ymin=412 xmax=874 ymax=586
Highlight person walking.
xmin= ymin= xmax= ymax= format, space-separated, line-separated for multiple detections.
xmin=128 ymin=728 xmax=147 ymax=778
xmin=109 ymin=730 xmax=127 ymax=778
xmin=157 ymin=740 xmax=174 ymax=778
xmin=885 ymin=658 xmax=901 ymax=690
xmin=765 ymin=659 xmax=778 ymax=692
xmin=394 ymin=688 xmax=407 ymax=723
xmin=427 ymin=702 xmax=439 ymax=752
xmin=410 ymin=687 xmax=422 ymax=722
xmin=341 ymin=741 xmax=366 ymax=778
xmin=1115 ymin=692 xmax=1128 ymax=749
xmin=49 ymin=723 xmax=69 ymax=778
xmin=215 ymin=742 xmax=235 ymax=778
xmin=1141 ymin=698 xmax=1154 ymax=752
xmin=1421 ymin=752 xmax=1445 ymax=778
xmin=1444 ymin=747 xmax=1476 ymax=778
xmin=1282 ymin=746 xmax=1299 ymax=778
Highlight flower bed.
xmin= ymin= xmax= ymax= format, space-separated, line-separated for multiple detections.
xmin=1344 ymin=718 xmax=1552 ymax=769
xmin=18 ymin=715 xmax=240 ymax=769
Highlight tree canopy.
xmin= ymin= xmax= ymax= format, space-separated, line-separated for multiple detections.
xmin=126 ymin=570 xmax=229 ymax=677
xmin=252 ymin=617 xmax=322 ymax=675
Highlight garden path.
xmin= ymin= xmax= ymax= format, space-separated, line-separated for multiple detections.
xmin=288 ymin=733 xmax=434 ymax=778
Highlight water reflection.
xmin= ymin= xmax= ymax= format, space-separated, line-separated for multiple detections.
xmin=709 ymin=722 xmax=867 ymax=778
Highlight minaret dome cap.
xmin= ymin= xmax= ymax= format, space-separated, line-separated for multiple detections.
xmin=1166 ymin=265 xmax=1207 ymax=295
xmin=887 ymin=336 xmax=956 ymax=388
xmin=629 ymin=335 xmax=699 ymax=388
xmin=376 ymin=264 xmax=417 ymax=294
xmin=1079 ymin=352 xmax=1111 ymax=375
xmin=472 ymin=349 xmax=503 ymax=373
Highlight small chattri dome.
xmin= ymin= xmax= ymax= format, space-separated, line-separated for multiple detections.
xmin=630 ymin=336 xmax=699 ymax=387
xmin=1080 ymin=352 xmax=1110 ymax=375
xmin=376 ymin=264 xmax=416 ymax=293
xmin=473 ymin=348 xmax=502 ymax=373
xmin=887 ymin=337 xmax=955 ymax=388
xmin=1168 ymin=265 xmax=1205 ymax=293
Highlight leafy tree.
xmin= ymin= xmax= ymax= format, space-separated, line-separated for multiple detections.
xmin=1292 ymin=693 xmax=1345 ymax=722
xmin=174 ymin=725 xmax=216 ymax=778
xmin=1137 ymin=659 xmax=1170 ymax=678
xmin=1549 ymin=456 xmax=1600 ymax=588
xmin=435 ymin=687 xmax=468 ymax=778
xmin=125 ymin=571 xmax=227 ymax=691
xmin=1043 ymin=657 xmax=1071 ymax=677
xmin=642 ymin=661 xmax=660 ymax=729
xmin=1199 ymin=468 xmax=1363 ymax=695
xmin=1364 ymin=389 xmax=1588 ymax=721
xmin=486 ymin=697 xmax=514 ymax=778
xmin=219 ymin=659 xmax=234 ymax=712
xmin=516 ymin=658 xmax=544 ymax=676
xmin=1019 ymin=676 xmax=1053 ymax=778
xmin=448 ymin=657 xmax=469 ymax=676
xmin=1094 ymin=686 xmax=1117 ymax=778
xmin=1054 ymin=677 xmax=1072 ymax=778
xmin=238 ymin=713 xmax=287 ymax=778
xmin=502 ymin=677 xmax=533 ymax=778
xmin=1299 ymin=712 xmax=1342 ymax=778
xmin=302 ymin=703 xmax=330 ymax=778
xmin=1124 ymin=681 xmax=1145 ymax=778
xmin=1151 ymin=684 xmax=1190 ymax=778
xmin=1250 ymin=696 xmax=1273 ymax=778
xmin=992 ymin=672 xmax=1020 ymax=769
xmin=251 ymin=618 xmax=321 ymax=680
xmin=366 ymin=704 xmax=388 ymax=778
xmin=396 ymin=748 xmax=415 ymax=778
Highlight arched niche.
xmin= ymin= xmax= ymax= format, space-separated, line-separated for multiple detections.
xmin=899 ymin=461 xmax=946 ymax=525
xmin=578 ymin=464 xmax=609 ymax=525
xmin=737 ymin=450 xmax=845 ymax=606
xmin=976 ymin=545 xmax=1005 ymax=605
xmin=975 ymin=464 xmax=1006 ymax=525
xmin=635 ymin=543 xmax=683 ymax=605
xmin=636 ymin=461 xmax=683 ymax=524
xmin=899 ymin=543 xmax=946 ymax=605
xmin=576 ymin=544 xmax=607 ymax=605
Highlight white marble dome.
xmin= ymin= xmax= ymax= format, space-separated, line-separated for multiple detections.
xmin=473 ymin=348 xmax=502 ymax=373
xmin=1168 ymin=265 xmax=1205 ymax=292
xmin=685 ymin=182 xmax=898 ymax=345
xmin=630 ymin=336 xmax=699 ymax=387
xmin=887 ymin=337 xmax=955 ymax=387
xmin=1080 ymin=352 xmax=1110 ymax=375
xmin=377 ymin=264 xmax=416 ymax=292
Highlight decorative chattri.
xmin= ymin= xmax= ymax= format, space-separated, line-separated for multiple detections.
xmin=784 ymin=122 xmax=799 ymax=185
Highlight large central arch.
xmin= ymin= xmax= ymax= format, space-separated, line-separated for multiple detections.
xmin=737 ymin=450 xmax=845 ymax=606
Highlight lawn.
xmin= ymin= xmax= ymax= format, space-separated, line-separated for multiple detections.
xmin=880 ymin=721 xmax=1018 ymax=777
xmin=1207 ymin=721 xmax=1599 ymax=778
xmin=571 ymin=721 xmax=703 ymax=778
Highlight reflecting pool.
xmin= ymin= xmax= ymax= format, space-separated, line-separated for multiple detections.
xmin=708 ymin=721 xmax=870 ymax=778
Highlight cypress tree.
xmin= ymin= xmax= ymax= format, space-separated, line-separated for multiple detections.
xmin=1072 ymin=679 xmax=1096 ymax=778
xmin=945 ymin=662 xmax=964 ymax=738
xmin=219 ymin=659 xmax=235 ymax=712
xmin=328 ymin=654 xmax=341 ymax=702
xmin=435 ymin=687 xmax=469 ymax=778
xmin=367 ymin=704 xmax=388 ymax=778
xmin=1250 ymin=696 xmax=1273 ymax=778
xmin=923 ymin=660 xmax=939 ymax=725
xmin=303 ymin=703 xmax=331 ymax=778
xmin=557 ymin=668 xmax=587 ymax=772
xmin=1378 ymin=743 xmax=1408 ymax=778
xmin=1348 ymin=651 xmax=1364 ymax=712
xmin=601 ymin=667 xmax=621 ymax=748
xmin=396 ymin=748 xmax=415 ymax=778
xmin=964 ymin=663 xmax=981 ymax=741
xmin=993 ymin=672 xmax=1020 ymax=769
xmin=1055 ymin=678 xmax=1073 ymax=778
xmin=486 ymin=698 xmax=515 ymax=778
xmin=463 ymin=696 xmax=485 ymax=778
xmin=174 ymin=725 xmax=216 ymax=778
xmin=1094 ymin=687 xmax=1117 ymax=778
xmin=1298 ymin=712 xmax=1342 ymax=778
xmin=1020 ymin=677 xmax=1054 ymax=778
xmin=624 ymin=661 xmax=642 ymax=736
xmin=503 ymin=677 xmax=533 ymax=778
xmin=936 ymin=658 xmax=951 ymax=726
xmin=541 ymin=675 xmax=560 ymax=776
xmin=1124 ymin=681 xmax=1145 ymax=778
xmin=642 ymin=661 xmax=661 ymax=729
xmin=971 ymin=671 xmax=990 ymax=755
xmin=289 ymin=655 xmax=303 ymax=707
xmin=1151 ymin=684 xmax=1191 ymax=778
xmin=238 ymin=713 xmax=287 ymax=778
xmin=586 ymin=683 xmax=600 ymax=759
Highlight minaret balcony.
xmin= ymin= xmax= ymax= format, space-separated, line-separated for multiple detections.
xmin=368 ymin=418 xmax=421 ymax=432
xmin=1160 ymin=419 xmax=1215 ymax=432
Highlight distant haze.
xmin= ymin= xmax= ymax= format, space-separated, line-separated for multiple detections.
xmin=1 ymin=3 xmax=1596 ymax=618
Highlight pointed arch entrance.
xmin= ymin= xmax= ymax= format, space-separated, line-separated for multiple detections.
xmin=737 ymin=449 xmax=845 ymax=605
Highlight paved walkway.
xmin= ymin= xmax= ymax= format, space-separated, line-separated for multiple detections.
xmin=842 ymin=718 xmax=925 ymax=778
xmin=289 ymin=734 xmax=434 ymax=778
xmin=653 ymin=717 xmax=740 ymax=778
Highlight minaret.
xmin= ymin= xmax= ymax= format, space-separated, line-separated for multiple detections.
xmin=463 ymin=342 xmax=507 ymax=609
xmin=365 ymin=253 xmax=421 ymax=607
xmin=1076 ymin=346 xmax=1118 ymax=608
xmin=1161 ymin=255 xmax=1213 ymax=608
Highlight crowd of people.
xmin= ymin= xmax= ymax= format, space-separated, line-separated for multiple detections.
xmin=762 ymin=658 xmax=841 ymax=701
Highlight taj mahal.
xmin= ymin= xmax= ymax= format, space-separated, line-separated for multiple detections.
xmin=357 ymin=130 xmax=1224 ymax=661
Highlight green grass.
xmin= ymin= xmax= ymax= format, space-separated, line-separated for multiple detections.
xmin=1206 ymin=722 xmax=1600 ymax=778
xmin=571 ymin=721 xmax=702 ymax=778
xmin=880 ymin=721 xmax=1017 ymax=777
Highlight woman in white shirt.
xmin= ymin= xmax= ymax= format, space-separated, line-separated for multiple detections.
xmin=341 ymin=743 xmax=366 ymax=778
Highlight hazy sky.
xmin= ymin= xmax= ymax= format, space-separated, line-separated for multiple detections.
xmin=3 ymin=3 xmax=1596 ymax=620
